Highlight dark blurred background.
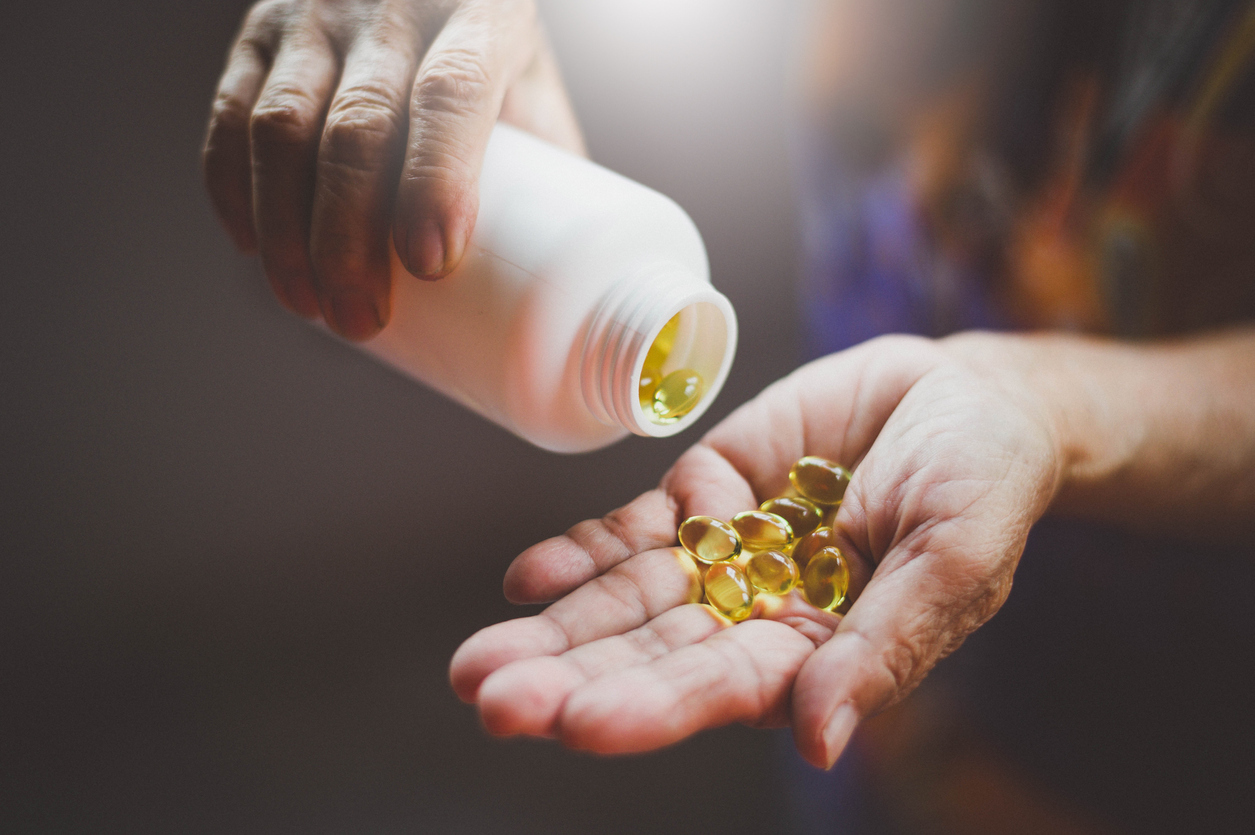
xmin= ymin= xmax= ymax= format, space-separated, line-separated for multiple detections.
xmin=0 ymin=1 xmax=808 ymax=831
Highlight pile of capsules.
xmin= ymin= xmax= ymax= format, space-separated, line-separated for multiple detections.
xmin=676 ymin=456 xmax=853 ymax=622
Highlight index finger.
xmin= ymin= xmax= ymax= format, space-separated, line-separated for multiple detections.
xmin=309 ymin=7 xmax=425 ymax=339
xmin=452 ymin=545 xmax=702 ymax=702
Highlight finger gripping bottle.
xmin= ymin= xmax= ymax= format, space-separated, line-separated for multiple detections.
xmin=360 ymin=123 xmax=738 ymax=453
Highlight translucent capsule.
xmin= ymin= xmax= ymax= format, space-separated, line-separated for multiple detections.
xmin=645 ymin=311 xmax=681 ymax=369
xmin=651 ymin=369 xmax=704 ymax=424
xmin=731 ymin=510 xmax=793 ymax=552
xmin=802 ymin=546 xmax=849 ymax=612
xmin=638 ymin=364 xmax=663 ymax=411
xmin=792 ymin=526 xmax=840 ymax=570
xmin=759 ymin=496 xmax=822 ymax=540
xmin=789 ymin=456 xmax=852 ymax=506
xmin=639 ymin=313 xmax=682 ymax=416
xmin=704 ymin=562 xmax=755 ymax=621
xmin=746 ymin=550 xmax=800 ymax=595
xmin=678 ymin=515 xmax=742 ymax=563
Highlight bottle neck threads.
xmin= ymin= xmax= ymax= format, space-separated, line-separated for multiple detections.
xmin=582 ymin=267 xmax=737 ymax=438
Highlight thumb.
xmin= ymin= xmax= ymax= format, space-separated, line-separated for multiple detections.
xmin=789 ymin=544 xmax=1010 ymax=769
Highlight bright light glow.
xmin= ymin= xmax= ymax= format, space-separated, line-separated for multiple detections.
xmin=585 ymin=0 xmax=729 ymax=32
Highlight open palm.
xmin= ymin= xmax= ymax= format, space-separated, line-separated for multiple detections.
xmin=451 ymin=334 xmax=1060 ymax=767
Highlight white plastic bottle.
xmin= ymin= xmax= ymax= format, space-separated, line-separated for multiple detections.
xmin=358 ymin=123 xmax=738 ymax=453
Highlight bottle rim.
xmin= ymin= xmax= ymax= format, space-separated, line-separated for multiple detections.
xmin=581 ymin=266 xmax=738 ymax=438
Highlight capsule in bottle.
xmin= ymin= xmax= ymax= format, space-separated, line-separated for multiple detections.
xmin=651 ymin=369 xmax=705 ymax=424
xmin=638 ymin=313 xmax=680 ymax=410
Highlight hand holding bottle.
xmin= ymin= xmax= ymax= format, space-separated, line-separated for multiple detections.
xmin=202 ymin=0 xmax=583 ymax=339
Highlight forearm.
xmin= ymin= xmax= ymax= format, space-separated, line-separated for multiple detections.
xmin=946 ymin=327 xmax=1255 ymax=540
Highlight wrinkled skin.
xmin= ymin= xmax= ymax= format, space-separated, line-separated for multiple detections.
xmin=203 ymin=0 xmax=582 ymax=339
xmin=451 ymin=334 xmax=1062 ymax=768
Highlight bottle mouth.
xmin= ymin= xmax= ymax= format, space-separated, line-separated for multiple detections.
xmin=582 ymin=269 xmax=737 ymax=438
xmin=631 ymin=299 xmax=735 ymax=435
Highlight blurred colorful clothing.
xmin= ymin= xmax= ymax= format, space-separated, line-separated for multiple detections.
xmin=786 ymin=1 xmax=1255 ymax=832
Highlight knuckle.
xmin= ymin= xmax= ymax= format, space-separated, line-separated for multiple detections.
xmin=250 ymin=95 xmax=322 ymax=149
xmin=880 ymin=637 xmax=915 ymax=691
xmin=878 ymin=635 xmax=930 ymax=705
xmin=564 ymin=516 xmax=632 ymax=573
xmin=596 ymin=571 xmax=649 ymax=622
xmin=971 ymin=572 xmax=1012 ymax=627
xmin=208 ymin=93 xmax=253 ymax=140
xmin=322 ymin=91 xmax=405 ymax=172
xmin=846 ymin=625 xmax=932 ymax=713
xmin=414 ymin=50 xmax=493 ymax=116
xmin=400 ymin=153 xmax=476 ymax=204
xmin=598 ymin=508 xmax=637 ymax=553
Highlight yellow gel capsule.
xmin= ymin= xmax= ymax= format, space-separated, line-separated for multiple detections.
xmin=746 ymin=549 xmax=800 ymax=595
xmin=678 ymin=516 xmax=742 ymax=563
xmin=789 ymin=456 xmax=852 ymax=506
xmin=792 ymin=526 xmax=840 ymax=570
xmin=704 ymin=562 xmax=755 ymax=621
xmin=731 ymin=510 xmax=793 ymax=551
xmin=759 ymin=496 xmax=822 ymax=540
xmin=645 ymin=312 xmax=681 ymax=370
xmin=639 ymin=363 xmax=662 ymax=410
xmin=640 ymin=313 xmax=682 ymax=416
xmin=802 ymin=546 xmax=849 ymax=612
xmin=651 ymin=369 xmax=704 ymax=424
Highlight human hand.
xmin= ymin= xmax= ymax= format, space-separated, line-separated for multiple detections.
xmin=203 ymin=0 xmax=584 ymax=339
xmin=450 ymin=334 xmax=1063 ymax=767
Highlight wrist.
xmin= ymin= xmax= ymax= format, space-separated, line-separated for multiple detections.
xmin=939 ymin=330 xmax=1123 ymax=519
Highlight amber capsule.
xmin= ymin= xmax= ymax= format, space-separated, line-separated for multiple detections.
xmin=802 ymin=546 xmax=849 ymax=612
xmin=639 ymin=363 xmax=663 ymax=411
xmin=789 ymin=456 xmax=852 ymax=506
xmin=651 ymin=369 xmax=704 ymax=424
xmin=645 ymin=311 xmax=681 ymax=369
xmin=746 ymin=550 xmax=800 ymax=595
xmin=731 ymin=510 xmax=793 ymax=552
xmin=678 ymin=516 xmax=742 ymax=563
xmin=704 ymin=562 xmax=755 ymax=621
xmin=791 ymin=526 xmax=840 ymax=570
xmin=759 ymin=496 xmax=822 ymax=540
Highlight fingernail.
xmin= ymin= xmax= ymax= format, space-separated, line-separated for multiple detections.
xmin=326 ymin=290 xmax=383 ymax=341
xmin=414 ymin=220 xmax=446 ymax=278
xmin=822 ymin=702 xmax=859 ymax=770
